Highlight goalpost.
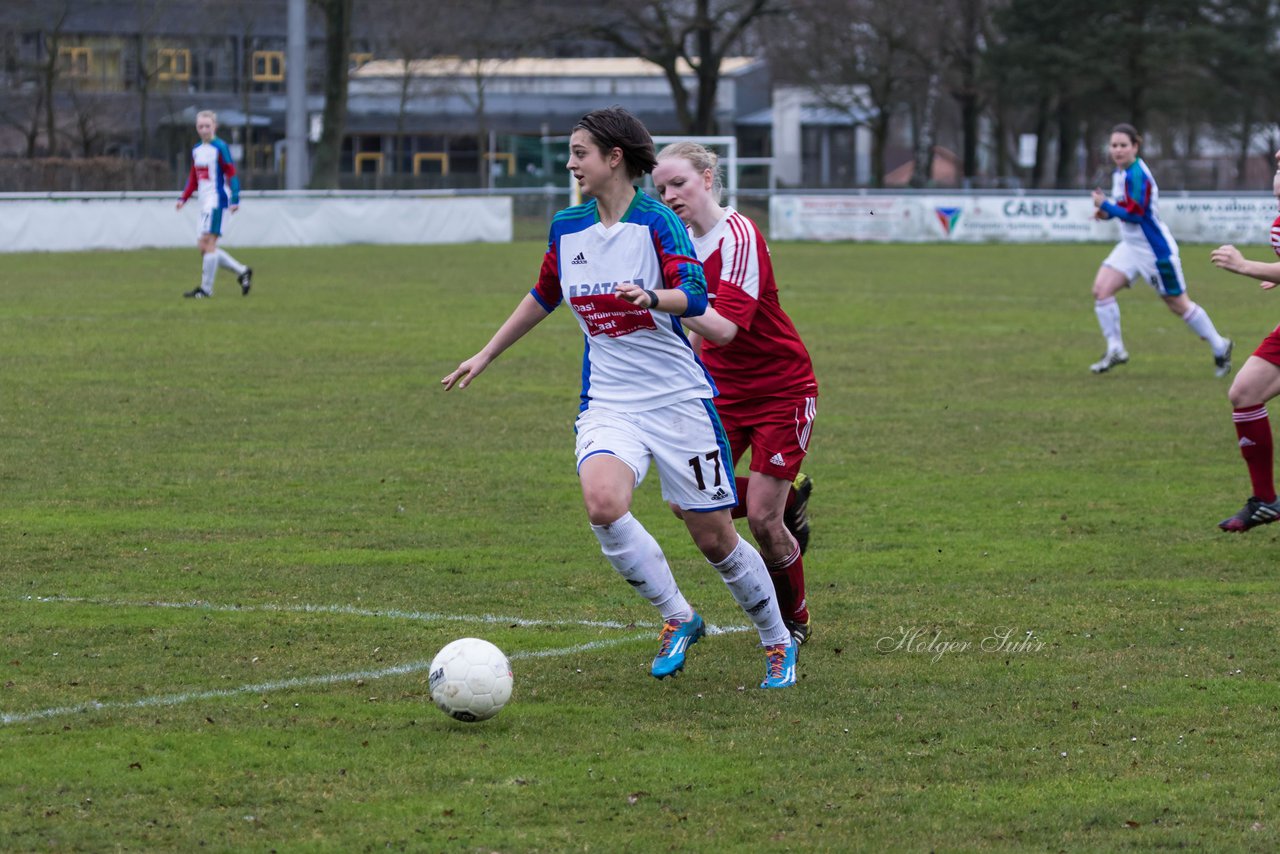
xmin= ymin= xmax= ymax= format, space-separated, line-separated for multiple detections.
xmin=547 ymin=134 xmax=760 ymax=209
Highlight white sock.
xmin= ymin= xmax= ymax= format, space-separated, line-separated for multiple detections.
xmin=709 ymin=535 xmax=790 ymax=647
xmin=591 ymin=512 xmax=692 ymax=623
xmin=215 ymin=248 xmax=246 ymax=275
xmin=201 ymin=252 xmax=217 ymax=294
xmin=1094 ymin=298 xmax=1124 ymax=353
xmin=1181 ymin=302 xmax=1228 ymax=354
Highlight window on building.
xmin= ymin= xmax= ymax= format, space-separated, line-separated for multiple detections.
xmin=252 ymin=50 xmax=284 ymax=82
xmin=59 ymin=46 xmax=91 ymax=78
xmin=157 ymin=48 xmax=190 ymax=80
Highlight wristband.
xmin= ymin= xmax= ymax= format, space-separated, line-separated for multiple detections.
xmin=644 ymin=289 xmax=660 ymax=310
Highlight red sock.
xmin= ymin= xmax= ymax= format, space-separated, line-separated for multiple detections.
xmin=767 ymin=546 xmax=809 ymax=624
xmin=731 ymin=475 xmax=750 ymax=520
xmin=1234 ymin=405 xmax=1276 ymax=502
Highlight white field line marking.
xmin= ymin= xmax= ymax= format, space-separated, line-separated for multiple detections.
xmin=0 ymin=635 xmax=650 ymax=726
xmin=25 ymin=595 xmax=749 ymax=636
xmin=2 ymin=597 xmax=752 ymax=726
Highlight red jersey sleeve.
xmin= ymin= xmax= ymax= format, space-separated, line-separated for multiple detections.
xmin=179 ymin=164 xmax=197 ymax=202
xmin=530 ymin=243 xmax=563 ymax=311
xmin=709 ymin=213 xmax=763 ymax=331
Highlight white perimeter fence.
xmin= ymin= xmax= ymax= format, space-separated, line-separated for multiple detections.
xmin=0 ymin=190 xmax=513 ymax=252
xmin=2 ymin=188 xmax=1277 ymax=252
xmin=769 ymin=192 xmax=1279 ymax=245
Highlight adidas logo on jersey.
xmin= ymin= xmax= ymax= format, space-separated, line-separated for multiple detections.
xmin=571 ymin=252 xmax=587 ymax=265
xmin=769 ymin=452 xmax=786 ymax=466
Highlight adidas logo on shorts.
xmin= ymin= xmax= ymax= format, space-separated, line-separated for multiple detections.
xmin=769 ymin=452 xmax=786 ymax=466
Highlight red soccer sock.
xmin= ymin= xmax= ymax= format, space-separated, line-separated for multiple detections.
xmin=767 ymin=546 xmax=809 ymax=624
xmin=731 ymin=475 xmax=751 ymax=520
xmin=1233 ymin=405 xmax=1276 ymax=503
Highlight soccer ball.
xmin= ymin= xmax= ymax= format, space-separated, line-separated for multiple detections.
xmin=428 ymin=637 xmax=513 ymax=722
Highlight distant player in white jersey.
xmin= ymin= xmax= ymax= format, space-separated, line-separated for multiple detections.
xmin=175 ymin=110 xmax=253 ymax=299
xmin=1089 ymin=123 xmax=1230 ymax=376
xmin=443 ymin=107 xmax=797 ymax=689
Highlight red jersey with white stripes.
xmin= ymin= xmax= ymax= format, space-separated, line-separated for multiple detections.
xmin=689 ymin=208 xmax=818 ymax=404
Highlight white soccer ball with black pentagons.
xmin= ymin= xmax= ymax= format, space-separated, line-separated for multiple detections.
xmin=428 ymin=637 xmax=513 ymax=722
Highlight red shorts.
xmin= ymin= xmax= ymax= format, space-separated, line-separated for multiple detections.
xmin=1254 ymin=323 xmax=1280 ymax=367
xmin=716 ymin=395 xmax=816 ymax=482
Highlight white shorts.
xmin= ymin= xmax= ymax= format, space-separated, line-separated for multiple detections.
xmin=1102 ymin=242 xmax=1186 ymax=297
xmin=574 ymin=398 xmax=738 ymax=513
xmin=198 ymin=207 xmax=227 ymax=238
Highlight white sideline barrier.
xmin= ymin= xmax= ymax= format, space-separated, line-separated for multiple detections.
xmin=770 ymin=193 xmax=1278 ymax=244
xmin=0 ymin=192 xmax=513 ymax=252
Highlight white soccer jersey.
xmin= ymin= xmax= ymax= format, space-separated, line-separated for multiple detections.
xmin=531 ymin=191 xmax=716 ymax=412
xmin=1101 ymin=157 xmax=1177 ymax=260
xmin=179 ymin=138 xmax=240 ymax=211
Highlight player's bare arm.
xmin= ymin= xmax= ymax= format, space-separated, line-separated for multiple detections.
xmin=681 ymin=306 xmax=739 ymax=346
xmin=1210 ymin=245 xmax=1280 ymax=290
xmin=442 ymin=294 xmax=549 ymax=390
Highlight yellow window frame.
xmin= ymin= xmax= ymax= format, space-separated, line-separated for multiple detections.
xmin=157 ymin=48 xmax=190 ymax=80
xmin=252 ymin=50 xmax=284 ymax=82
xmin=413 ymin=152 xmax=450 ymax=176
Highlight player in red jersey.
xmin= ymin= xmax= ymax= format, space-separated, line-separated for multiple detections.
xmin=1209 ymin=149 xmax=1280 ymax=531
xmin=641 ymin=141 xmax=818 ymax=645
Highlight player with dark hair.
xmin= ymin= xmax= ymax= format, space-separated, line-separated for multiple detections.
xmin=443 ymin=107 xmax=797 ymax=688
xmin=1088 ymin=123 xmax=1230 ymax=375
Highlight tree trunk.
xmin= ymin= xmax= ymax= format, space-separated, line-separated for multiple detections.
xmin=870 ymin=118 xmax=890 ymax=188
xmin=309 ymin=0 xmax=352 ymax=189
xmin=910 ymin=71 xmax=940 ymax=188
xmin=1236 ymin=108 xmax=1254 ymax=190
xmin=396 ymin=58 xmax=410 ymax=180
xmin=1031 ymin=96 xmax=1050 ymax=189
xmin=1054 ymin=99 xmax=1077 ymax=189
xmin=43 ymin=35 xmax=59 ymax=156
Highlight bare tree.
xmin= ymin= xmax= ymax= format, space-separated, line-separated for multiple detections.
xmin=766 ymin=0 xmax=922 ymax=186
xmin=943 ymin=0 xmax=1003 ymax=183
xmin=36 ymin=0 xmax=73 ymax=156
xmin=360 ymin=0 xmax=439 ymax=178
xmin=576 ymin=0 xmax=780 ymax=135
xmin=64 ymin=85 xmax=110 ymax=157
xmin=0 ymin=0 xmax=48 ymax=156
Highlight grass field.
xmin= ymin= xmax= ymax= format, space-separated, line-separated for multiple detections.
xmin=2 ymin=239 xmax=1278 ymax=852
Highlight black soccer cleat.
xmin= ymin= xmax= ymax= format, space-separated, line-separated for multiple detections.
xmin=1090 ymin=349 xmax=1129 ymax=374
xmin=783 ymin=472 xmax=813 ymax=555
xmin=183 ymin=287 xmax=211 ymax=299
xmin=1214 ymin=339 xmax=1233 ymax=378
xmin=783 ymin=617 xmax=811 ymax=646
xmin=238 ymin=267 xmax=253 ymax=296
xmin=1218 ymin=495 xmax=1280 ymax=532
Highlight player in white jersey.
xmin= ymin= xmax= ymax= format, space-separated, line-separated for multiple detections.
xmin=1088 ymin=123 xmax=1230 ymax=375
xmin=443 ymin=107 xmax=797 ymax=688
xmin=175 ymin=110 xmax=253 ymax=299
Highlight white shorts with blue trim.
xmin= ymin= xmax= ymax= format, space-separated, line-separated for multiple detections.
xmin=198 ymin=207 xmax=226 ymax=238
xmin=574 ymin=397 xmax=738 ymax=513
xmin=1102 ymin=242 xmax=1186 ymax=297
